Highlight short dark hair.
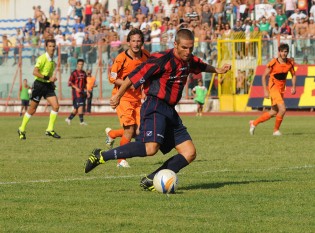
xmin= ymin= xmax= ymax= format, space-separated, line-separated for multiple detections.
xmin=127 ymin=28 xmax=144 ymax=43
xmin=278 ymin=43 xmax=289 ymax=52
xmin=175 ymin=28 xmax=194 ymax=43
xmin=45 ymin=39 xmax=56 ymax=47
xmin=77 ymin=59 xmax=84 ymax=64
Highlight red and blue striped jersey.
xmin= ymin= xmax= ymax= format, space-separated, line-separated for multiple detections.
xmin=129 ymin=49 xmax=207 ymax=106
xmin=68 ymin=69 xmax=87 ymax=99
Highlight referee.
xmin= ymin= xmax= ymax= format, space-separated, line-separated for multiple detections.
xmin=18 ymin=39 xmax=61 ymax=140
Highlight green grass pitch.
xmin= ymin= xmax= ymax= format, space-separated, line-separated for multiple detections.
xmin=0 ymin=114 xmax=314 ymax=233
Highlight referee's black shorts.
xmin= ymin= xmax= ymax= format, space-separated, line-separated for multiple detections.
xmin=31 ymin=80 xmax=56 ymax=103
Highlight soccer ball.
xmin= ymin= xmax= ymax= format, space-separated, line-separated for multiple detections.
xmin=28 ymin=89 xmax=32 ymax=95
xmin=153 ymin=169 xmax=178 ymax=194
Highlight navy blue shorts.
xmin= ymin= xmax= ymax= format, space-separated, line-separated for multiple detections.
xmin=21 ymin=99 xmax=29 ymax=106
xmin=136 ymin=95 xmax=191 ymax=154
xmin=73 ymin=97 xmax=85 ymax=109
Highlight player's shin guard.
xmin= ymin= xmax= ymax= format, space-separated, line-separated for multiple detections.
xmin=100 ymin=142 xmax=147 ymax=161
xmin=147 ymin=154 xmax=189 ymax=180
xmin=19 ymin=112 xmax=31 ymax=131
xmin=46 ymin=110 xmax=58 ymax=131
xmin=253 ymin=112 xmax=272 ymax=126
xmin=274 ymin=114 xmax=283 ymax=132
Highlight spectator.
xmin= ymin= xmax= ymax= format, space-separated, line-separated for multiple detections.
xmin=246 ymin=68 xmax=254 ymax=93
xmin=310 ymin=0 xmax=315 ymax=18
xmin=82 ymin=33 xmax=93 ymax=65
xmin=93 ymin=0 xmax=103 ymax=14
xmin=150 ymin=23 xmax=161 ymax=52
xmin=29 ymin=28 xmax=40 ymax=65
xmin=67 ymin=0 xmax=76 ymax=25
xmin=59 ymin=34 xmax=71 ymax=73
xmin=131 ymin=0 xmax=141 ymax=16
xmin=73 ymin=16 xmax=85 ymax=32
xmin=142 ymin=25 xmax=151 ymax=52
xmin=84 ymin=0 xmax=93 ymax=26
xmin=75 ymin=0 xmax=85 ymax=23
xmin=50 ymin=10 xmax=61 ymax=29
xmin=154 ymin=1 xmax=164 ymax=14
xmin=213 ymin=0 xmax=225 ymax=26
xmin=200 ymin=3 xmax=213 ymax=28
xmin=294 ymin=17 xmax=310 ymax=55
xmin=13 ymin=28 xmax=24 ymax=66
xmin=140 ymin=1 xmax=150 ymax=17
xmin=284 ymin=0 xmax=296 ymax=19
xmin=74 ymin=27 xmax=85 ymax=57
xmin=192 ymin=79 xmax=207 ymax=116
xmin=2 ymin=34 xmax=12 ymax=63
xmin=236 ymin=69 xmax=245 ymax=94
xmin=164 ymin=0 xmax=175 ymax=18
xmin=275 ymin=8 xmax=287 ymax=27
xmin=309 ymin=17 xmax=315 ymax=54
xmin=24 ymin=18 xmax=35 ymax=34
xmin=288 ymin=8 xmax=307 ymax=25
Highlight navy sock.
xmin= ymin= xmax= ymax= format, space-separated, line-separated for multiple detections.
xmin=100 ymin=142 xmax=147 ymax=161
xmin=147 ymin=154 xmax=189 ymax=180
xmin=68 ymin=113 xmax=75 ymax=120
xmin=79 ymin=114 xmax=84 ymax=123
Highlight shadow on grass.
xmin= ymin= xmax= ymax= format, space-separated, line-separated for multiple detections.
xmin=180 ymin=179 xmax=283 ymax=190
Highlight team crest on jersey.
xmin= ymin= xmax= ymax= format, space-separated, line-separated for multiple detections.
xmin=139 ymin=78 xmax=145 ymax=84
xmin=145 ymin=131 xmax=153 ymax=137
xmin=111 ymin=72 xmax=117 ymax=79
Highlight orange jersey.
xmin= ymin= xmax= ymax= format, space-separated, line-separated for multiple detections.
xmin=109 ymin=49 xmax=150 ymax=102
xmin=267 ymin=58 xmax=295 ymax=93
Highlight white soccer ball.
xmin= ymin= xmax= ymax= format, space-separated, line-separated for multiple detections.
xmin=153 ymin=169 xmax=178 ymax=194
xmin=28 ymin=89 xmax=32 ymax=95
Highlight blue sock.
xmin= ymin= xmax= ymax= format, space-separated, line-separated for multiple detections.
xmin=147 ymin=154 xmax=189 ymax=180
xmin=100 ymin=142 xmax=147 ymax=161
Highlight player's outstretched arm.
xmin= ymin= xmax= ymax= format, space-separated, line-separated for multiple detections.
xmin=110 ymin=77 xmax=133 ymax=109
xmin=205 ymin=63 xmax=231 ymax=74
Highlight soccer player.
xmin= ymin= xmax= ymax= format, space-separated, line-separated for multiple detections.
xmin=18 ymin=39 xmax=61 ymax=140
xmin=192 ymin=79 xmax=207 ymax=116
xmin=65 ymin=59 xmax=90 ymax=126
xmin=84 ymin=29 xmax=231 ymax=191
xmin=249 ymin=43 xmax=296 ymax=136
xmin=105 ymin=28 xmax=150 ymax=168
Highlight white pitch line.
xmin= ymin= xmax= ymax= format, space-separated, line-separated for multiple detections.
xmin=0 ymin=165 xmax=314 ymax=186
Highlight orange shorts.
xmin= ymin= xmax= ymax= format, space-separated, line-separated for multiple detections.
xmin=269 ymin=84 xmax=284 ymax=106
xmin=116 ymin=99 xmax=141 ymax=127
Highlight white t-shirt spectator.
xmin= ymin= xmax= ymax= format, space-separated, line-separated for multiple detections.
xmin=74 ymin=31 xmax=85 ymax=45
xmin=150 ymin=28 xmax=161 ymax=43
xmin=290 ymin=12 xmax=307 ymax=23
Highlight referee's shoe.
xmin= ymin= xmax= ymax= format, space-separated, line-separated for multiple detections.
xmin=45 ymin=130 xmax=61 ymax=139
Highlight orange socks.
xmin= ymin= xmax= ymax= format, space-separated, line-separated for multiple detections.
xmin=118 ymin=135 xmax=131 ymax=164
xmin=108 ymin=128 xmax=124 ymax=139
xmin=274 ymin=115 xmax=283 ymax=132
xmin=253 ymin=112 xmax=272 ymax=126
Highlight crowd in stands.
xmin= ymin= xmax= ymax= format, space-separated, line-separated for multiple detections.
xmin=1 ymin=0 xmax=315 ymax=95
xmin=2 ymin=0 xmax=315 ymax=65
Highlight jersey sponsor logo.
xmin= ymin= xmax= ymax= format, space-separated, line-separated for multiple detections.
xmin=111 ymin=72 xmax=117 ymax=79
xmin=179 ymin=67 xmax=188 ymax=71
xmin=145 ymin=131 xmax=153 ymax=137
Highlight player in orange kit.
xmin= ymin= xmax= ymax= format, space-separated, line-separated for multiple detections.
xmin=106 ymin=28 xmax=150 ymax=167
xmin=249 ymin=43 xmax=296 ymax=136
